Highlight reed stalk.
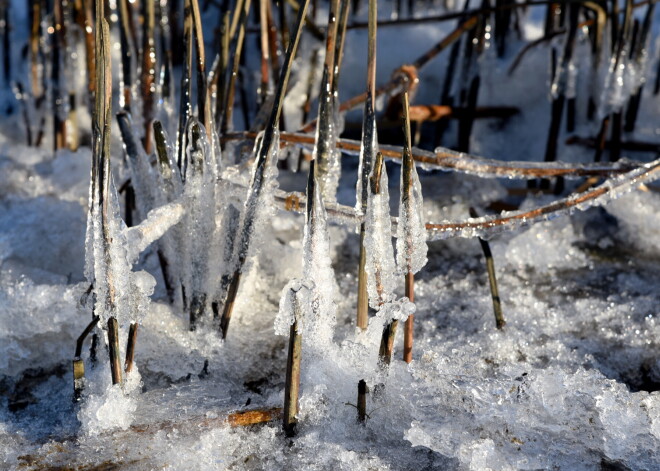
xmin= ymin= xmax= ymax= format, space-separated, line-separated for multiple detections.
xmin=356 ymin=0 xmax=378 ymax=331
xmin=282 ymin=285 xmax=302 ymax=436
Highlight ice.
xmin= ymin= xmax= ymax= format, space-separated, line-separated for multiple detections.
xmin=312 ymin=71 xmax=342 ymax=203
xmin=300 ymin=165 xmax=338 ymax=344
xmin=77 ymin=371 xmax=141 ymax=435
xmin=396 ymin=152 xmax=428 ymax=276
xmin=356 ymin=93 xmax=378 ymax=215
xmin=607 ymin=190 xmax=660 ymax=255
xmin=124 ymin=201 xmax=184 ymax=262
xmin=364 ymin=157 xmax=398 ymax=307
xmin=375 ymin=297 xmax=415 ymax=323
xmin=427 ymin=155 xmax=660 ymax=241
xmin=230 ymin=130 xmax=281 ymax=274
xmin=181 ymin=119 xmax=217 ymax=323
xmin=117 ymin=112 xmax=159 ymax=220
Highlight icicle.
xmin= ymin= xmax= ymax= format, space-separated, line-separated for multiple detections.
xmin=364 ymin=153 xmax=397 ymax=308
xmin=301 ymin=161 xmax=338 ymax=345
xmin=356 ymin=93 xmax=378 ymax=216
xmin=313 ymin=71 xmax=342 ymax=203
xmin=396 ymin=135 xmax=427 ymax=277
xmin=182 ymin=119 xmax=217 ymax=328
xmin=117 ymin=112 xmax=158 ymax=219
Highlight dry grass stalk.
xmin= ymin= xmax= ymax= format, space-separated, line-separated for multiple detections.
xmin=222 ymin=0 xmax=252 ymax=133
xmin=124 ymin=323 xmax=138 ymax=374
xmin=356 ymin=0 xmax=378 ymax=332
xmin=283 ymin=287 xmax=302 ymax=437
xmin=29 ymin=0 xmax=43 ymax=100
xmin=107 ymin=318 xmax=122 ymax=385
xmin=140 ymin=0 xmax=157 ymax=152
xmin=92 ymin=0 xmax=120 ymax=386
xmin=73 ymin=0 xmax=95 ymax=102
xmin=210 ymin=12 xmax=231 ymax=133
xmin=73 ymin=314 xmax=99 ymax=400
xmin=371 ymin=152 xmax=398 ymax=365
xmin=299 ymin=16 xmax=475 ymax=133
xmin=52 ymin=0 xmax=68 ymax=151
xmin=259 ymin=0 xmax=271 ymax=101
xmin=469 ymin=208 xmax=505 ymax=330
xmin=176 ymin=2 xmax=194 ymax=170
xmin=189 ymin=0 xmax=212 ymax=135
xmin=313 ymin=0 xmax=340 ymax=195
xmin=357 ymin=379 xmax=367 ymax=423
xmin=265 ymin=0 xmax=281 ymax=79
xmin=400 ymin=92 xmax=415 ymax=363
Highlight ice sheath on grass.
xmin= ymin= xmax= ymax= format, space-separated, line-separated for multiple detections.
xmin=365 ymin=152 xmax=408 ymax=365
xmin=356 ymin=0 xmax=379 ymax=331
xmin=278 ymin=160 xmax=337 ymax=435
xmin=218 ymin=0 xmax=311 ymax=339
xmin=396 ymin=92 xmax=427 ymax=363
xmin=182 ymin=119 xmax=217 ymax=330
xmin=82 ymin=0 xmax=183 ymax=390
xmin=313 ymin=0 xmax=342 ymax=203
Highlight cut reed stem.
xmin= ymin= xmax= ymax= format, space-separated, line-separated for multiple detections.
xmin=124 ymin=322 xmax=138 ymax=374
xmin=283 ymin=288 xmax=302 ymax=437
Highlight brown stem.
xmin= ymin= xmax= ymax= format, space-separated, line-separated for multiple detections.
xmin=107 ymin=317 xmax=122 ymax=385
xmin=357 ymin=379 xmax=367 ymax=424
xmin=124 ymin=322 xmax=138 ymax=373
xmin=356 ymin=223 xmax=369 ymax=330
xmin=283 ymin=298 xmax=302 ymax=437
xmin=403 ymin=271 xmax=414 ymax=363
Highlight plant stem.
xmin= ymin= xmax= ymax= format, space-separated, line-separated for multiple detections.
xmin=470 ymin=208 xmax=505 ymax=329
xmin=357 ymin=379 xmax=367 ymax=423
xmin=283 ymin=293 xmax=302 ymax=437
xmin=124 ymin=322 xmax=138 ymax=374
xmin=107 ymin=318 xmax=123 ymax=385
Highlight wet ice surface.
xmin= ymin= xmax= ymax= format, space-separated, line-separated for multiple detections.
xmin=3 ymin=11 xmax=660 ymax=471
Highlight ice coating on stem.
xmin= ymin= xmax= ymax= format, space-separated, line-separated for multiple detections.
xmin=300 ymin=164 xmax=338 ymax=345
xmin=117 ymin=112 xmax=157 ymax=220
xmin=275 ymin=279 xmax=312 ymax=337
xmin=182 ymin=119 xmax=217 ymax=321
xmin=124 ymin=201 xmax=185 ymax=262
xmin=396 ymin=154 xmax=427 ymax=276
xmin=85 ymin=169 xmax=155 ymax=326
xmin=376 ymin=297 xmax=415 ymax=323
xmin=313 ymin=71 xmax=342 ymax=203
xmin=364 ymin=157 xmax=397 ymax=308
xmin=232 ymin=130 xmax=281 ymax=274
xmin=356 ymin=94 xmax=378 ymax=215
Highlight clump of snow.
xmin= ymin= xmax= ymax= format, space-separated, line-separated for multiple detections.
xmin=607 ymin=190 xmax=660 ymax=255
xmin=78 ymin=373 xmax=141 ymax=435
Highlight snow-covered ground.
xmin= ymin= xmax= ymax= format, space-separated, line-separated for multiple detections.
xmin=2 ymin=1 xmax=660 ymax=470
